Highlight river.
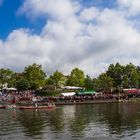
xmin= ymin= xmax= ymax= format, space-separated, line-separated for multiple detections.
xmin=0 ymin=103 xmax=140 ymax=140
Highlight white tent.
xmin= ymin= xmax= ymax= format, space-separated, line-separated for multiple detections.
xmin=61 ymin=86 xmax=84 ymax=90
xmin=3 ymin=87 xmax=17 ymax=91
xmin=61 ymin=92 xmax=76 ymax=96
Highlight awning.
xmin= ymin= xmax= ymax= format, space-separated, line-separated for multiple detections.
xmin=76 ymin=90 xmax=97 ymax=95
xmin=3 ymin=87 xmax=17 ymax=91
xmin=123 ymin=89 xmax=139 ymax=93
xmin=61 ymin=92 xmax=76 ymax=96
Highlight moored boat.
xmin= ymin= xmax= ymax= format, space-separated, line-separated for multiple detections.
xmin=0 ymin=105 xmax=6 ymax=109
xmin=18 ymin=105 xmax=55 ymax=110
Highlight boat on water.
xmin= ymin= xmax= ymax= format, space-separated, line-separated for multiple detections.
xmin=0 ymin=104 xmax=55 ymax=110
xmin=0 ymin=105 xmax=6 ymax=109
xmin=18 ymin=105 xmax=55 ymax=110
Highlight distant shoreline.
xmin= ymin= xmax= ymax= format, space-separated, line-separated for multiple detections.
xmin=53 ymin=98 xmax=140 ymax=105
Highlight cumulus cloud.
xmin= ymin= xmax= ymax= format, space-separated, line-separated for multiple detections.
xmin=117 ymin=0 xmax=140 ymax=16
xmin=0 ymin=0 xmax=140 ymax=77
xmin=18 ymin=0 xmax=80 ymax=20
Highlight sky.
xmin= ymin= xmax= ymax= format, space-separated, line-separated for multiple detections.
xmin=0 ymin=0 xmax=140 ymax=77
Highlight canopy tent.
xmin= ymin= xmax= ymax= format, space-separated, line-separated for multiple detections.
xmin=123 ymin=89 xmax=139 ymax=94
xmin=76 ymin=90 xmax=97 ymax=95
xmin=2 ymin=87 xmax=17 ymax=91
xmin=61 ymin=86 xmax=84 ymax=90
xmin=61 ymin=92 xmax=76 ymax=96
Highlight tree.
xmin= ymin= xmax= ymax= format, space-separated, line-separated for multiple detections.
xmin=16 ymin=76 xmax=30 ymax=90
xmin=84 ymin=75 xmax=93 ymax=90
xmin=66 ymin=68 xmax=85 ymax=87
xmin=23 ymin=63 xmax=46 ymax=90
xmin=93 ymin=78 xmax=101 ymax=91
xmin=122 ymin=63 xmax=139 ymax=88
xmin=93 ymin=73 xmax=113 ymax=91
xmin=0 ymin=68 xmax=14 ymax=88
xmin=107 ymin=63 xmax=124 ymax=88
xmin=46 ymin=71 xmax=66 ymax=89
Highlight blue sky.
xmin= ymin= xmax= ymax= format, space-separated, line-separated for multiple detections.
xmin=0 ymin=0 xmax=140 ymax=76
xmin=0 ymin=0 xmax=117 ymax=40
xmin=0 ymin=0 xmax=46 ymax=39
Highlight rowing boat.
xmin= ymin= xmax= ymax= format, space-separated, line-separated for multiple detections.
xmin=18 ymin=105 xmax=55 ymax=110
xmin=0 ymin=105 xmax=6 ymax=109
xmin=0 ymin=104 xmax=55 ymax=110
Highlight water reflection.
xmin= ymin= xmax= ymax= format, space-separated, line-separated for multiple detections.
xmin=18 ymin=110 xmax=46 ymax=138
xmin=0 ymin=103 xmax=140 ymax=139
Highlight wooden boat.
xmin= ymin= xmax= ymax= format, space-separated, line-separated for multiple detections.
xmin=0 ymin=105 xmax=6 ymax=109
xmin=18 ymin=105 xmax=55 ymax=110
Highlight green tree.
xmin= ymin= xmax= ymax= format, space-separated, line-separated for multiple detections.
xmin=66 ymin=68 xmax=85 ymax=87
xmin=93 ymin=73 xmax=113 ymax=91
xmin=84 ymin=75 xmax=93 ymax=90
xmin=0 ymin=68 xmax=14 ymax=88
xmin=23 ymin=63 xmax=46 ymax=90
xmin=107 ymin=63 xmax=124 ymax=88
xmin=93 ymin=78 xmax=101 ymax=91
xmin=46 ymin=71 xmax=66 ymax=89
xmin=16 ymin=76 xmax=30 ymax=90
xmin=122 ymin=63 xmax=139 ymax=88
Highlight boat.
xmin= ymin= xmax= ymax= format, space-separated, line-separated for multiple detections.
xmin=0 ymin=104 xmax=56 ymax=110
xmin=0 ymin=105 xmax=6 ymax=109
xmin=18 ymin=105 xmax=55 ymax=110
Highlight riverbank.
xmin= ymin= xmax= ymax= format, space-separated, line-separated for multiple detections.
xmin=53 ymin=98 xmax=140 ymax=105
xmin=54 ymin=99 xmax=118 ymax=105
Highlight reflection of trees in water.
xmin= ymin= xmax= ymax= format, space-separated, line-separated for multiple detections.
xmin=99 ymin=103 xmax=140 ymax=134
xmin=0 ymin=110 xmax=18 ymax=135
xmin=65 ymin=103 xmax=140 ymax=136
xmin=15 ymin=103 xmax=140 ymax=138
xmin=47 ymin=108 xmax=65 ymax=132
xmin=18 ymin=110 xmax=45 ymax=138
xmin=69 ymin=105 xmax=96 ymax=134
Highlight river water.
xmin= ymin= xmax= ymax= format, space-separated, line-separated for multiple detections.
xmin=0 ymin=103 xmax=140 ymax=140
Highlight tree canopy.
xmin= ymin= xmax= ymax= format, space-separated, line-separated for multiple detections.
xmin=23 ymin=63 xmax=46 ymax=90
xmin=66 ymin=68 xmax=85 ymax=87
xmin=0 ymin=62 xmax=140 ymax=91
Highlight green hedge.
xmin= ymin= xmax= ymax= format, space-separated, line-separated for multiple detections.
xmin=36 ymin=90 xmax=61 ymax=96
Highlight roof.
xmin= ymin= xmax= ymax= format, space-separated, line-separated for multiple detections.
xmin=61 ymin=86 xmax=84 ymax=90
xmin=77 ymin=90 xmax=97 ymax=95
xmin=61 ymin=92 xmax=76 ymax=96
xmin=123 ymin=89 xmax=139 ymax=93
xmin=3 ymin=87 xmax=17 ymax=91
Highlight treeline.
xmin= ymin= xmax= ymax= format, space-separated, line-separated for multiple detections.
xmin=0 ymin=63 xmax=140 ymax=91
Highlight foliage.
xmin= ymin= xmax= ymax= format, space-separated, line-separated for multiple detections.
xmin=84 ymin=75 xmax=93 ymax=90
xmin=66 ymin=68 xmax=85 ymax=87
xmin=15 ymin=76 xmax=30 ymax=90
xmin=93 ymin=73 xmax=113 ymax=91
xmin=0 ymin=68 xmax=14 ymax=88
xmin=36 ymin=90 xmax=61 ymax=96
xmin=122 ymin=63 xmax=139 ymax=88
xmin=107 ymin=63 xmax=124 ymax=88
xmin=1 ymin=62 xmax=140 ymax=91
xmin=23 ymin=63 xmax=46 ymax=90
xmin=46 ymin=71 xmax=66 ymax=88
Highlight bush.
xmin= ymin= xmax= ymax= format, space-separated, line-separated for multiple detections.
xmin=36 ymin=90 xmax=61 ymax=96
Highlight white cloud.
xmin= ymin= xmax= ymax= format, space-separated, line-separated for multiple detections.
xmin=79 ymin=7 xmax=100 ymax=22
xmin=117 ymin=0 xmax=140 ymax=16
xmin=1 ymin=0 xmax=140 ymax=77
xmin=18 ymin=0 xmax=80 ymax=20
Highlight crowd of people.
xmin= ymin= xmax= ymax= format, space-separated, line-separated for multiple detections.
xmin=1 ymin=89 xmax=140 ymax=105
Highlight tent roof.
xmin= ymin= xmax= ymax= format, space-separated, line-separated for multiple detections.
xmin=61 ymin=86 xmax=84 ymax=90
xmin=61 ymin=92 xmax=76 ymax=96
xmin=3 ymin=87 xmax=17 ymax=91
xmin=77 ymin=90 xmax=96 ymax=95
